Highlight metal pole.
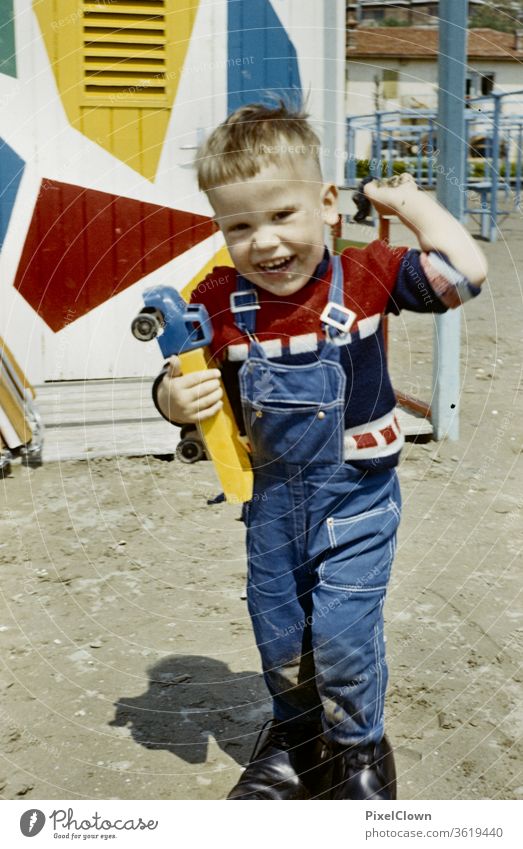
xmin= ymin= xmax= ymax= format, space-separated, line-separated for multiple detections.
xmin=373 ymin=111 xmax=382 ymax=179
xmin=347 ymin=120 xmax=356 ymax=184
xmin=387 ymin=133 xmax=393 ymax=177
xmin=516 ymin=123 xmax=522 ymax=210
xmin=322 ymin=0 xmax=345 ymax=186
xmin=433 ymin=0 xmax=468 ymax=441
xmin=428 ymin=116 xmax=435 ymax=188
xmin=489 ymin=93 xmax=502 ymax=241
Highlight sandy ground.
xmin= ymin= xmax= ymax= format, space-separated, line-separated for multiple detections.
xmin=1 ymin=220 xmax=522 ymax=801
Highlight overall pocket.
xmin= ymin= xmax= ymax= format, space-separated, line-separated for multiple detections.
xmin=319 ymin=497 xmax=401 ymax=593
xmin=239 ymin=355 xmax=346 ymax=465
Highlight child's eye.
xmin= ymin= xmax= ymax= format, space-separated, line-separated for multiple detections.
xmin=228 ymin=222 xmax=249 ymax=233
xmin=274 ymin=210 xmax=293 ymax=221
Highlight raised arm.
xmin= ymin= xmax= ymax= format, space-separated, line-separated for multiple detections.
xmin=364 ymin=174 xmax=487 ymax=287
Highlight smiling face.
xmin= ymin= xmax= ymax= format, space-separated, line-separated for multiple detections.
xmin=208 ymin=158 xmax=338 ymax=297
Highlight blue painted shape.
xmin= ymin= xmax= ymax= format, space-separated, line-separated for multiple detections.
xmin=227 ymin=0 xmax=302 ymax=113
xmin=0 ymin=139 xmax=25 ymax=250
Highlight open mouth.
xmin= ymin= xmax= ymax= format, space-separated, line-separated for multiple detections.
xmin=257 ymin=255 xmax=296 ymax=274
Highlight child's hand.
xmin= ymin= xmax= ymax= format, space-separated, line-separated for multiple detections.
xmin=157 ymin=356 xmax=223 ymax=423
xmin=363 ymin=173 xmax=419 ymax=218
xmin=361 ymin=172 xmax=486 ymax=284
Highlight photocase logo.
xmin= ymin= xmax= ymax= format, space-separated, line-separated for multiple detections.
xmin=20 ymin=809 xmax=46 ymax=837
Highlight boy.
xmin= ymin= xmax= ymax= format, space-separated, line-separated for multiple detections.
xmin=153 ymin=102 xmax=487 ymax=800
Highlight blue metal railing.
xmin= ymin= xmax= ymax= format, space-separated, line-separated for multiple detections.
xmin=345 ymin=91 xmax=523 ymax=241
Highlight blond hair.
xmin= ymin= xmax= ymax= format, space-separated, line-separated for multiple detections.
xmin=196 ymin=100 xmax=322 ymax=192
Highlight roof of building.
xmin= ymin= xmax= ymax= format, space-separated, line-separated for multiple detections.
xmin=348 ymin=1 xmax=485 ymax=6
xmin=347 ymin=27 xmax=523 ymax=60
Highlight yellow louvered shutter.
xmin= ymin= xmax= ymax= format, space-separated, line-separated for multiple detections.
xmin=34 ymin=0 xmax=200 ymax=180
xmin=82 ymin=1 xmax=168 ymax=105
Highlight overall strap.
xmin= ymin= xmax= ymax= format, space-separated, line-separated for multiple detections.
xmin=230 ymin=274 xmax=260 ymax=336
xmin=321 ymin=254 xmax=356 ymax=339
xmin=230 ymin=255 xmax=356 ymax=341
xmin=329 ymin=253 xmax=344 ymax=305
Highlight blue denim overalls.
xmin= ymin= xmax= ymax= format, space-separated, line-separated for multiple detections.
xmin=232 ymin=255 xmax=401 ymax=746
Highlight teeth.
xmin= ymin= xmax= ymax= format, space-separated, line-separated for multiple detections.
xmin=259 ymin=257 xmax=292 ymax=270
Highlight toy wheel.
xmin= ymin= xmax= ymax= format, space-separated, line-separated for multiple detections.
xmin=131 ymin=311 xmax=162 ymax=342
xmin=20 ymin=447 xmax=43 ymax=468
xmin=176 ymin=438 xmax=205 ymax=464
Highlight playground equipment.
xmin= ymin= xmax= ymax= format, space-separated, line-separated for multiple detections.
xmin=0 ymin=337 xmax=43 ymax=476
xmin=340 ymin=1 xmax=471 ymax=440
xmin=346 ymin=89 xmax=523 ymax=242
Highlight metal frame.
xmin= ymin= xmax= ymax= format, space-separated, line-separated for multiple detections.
xmin=346 ymin=93 xmax=523 ymax=244
xmin=343 ymin=3 xmax=474 ymax=440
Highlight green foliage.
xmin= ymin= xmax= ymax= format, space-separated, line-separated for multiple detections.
xmin=356 ymin=159 xmax=409 ymax=179
xmin=469 ymin=8 xmax=518 ymax=32
xmin=382 ymin=18 xmax=405 ymax=27
xmin=459 ymin=161 xmax=518 ymax=179
xmin=471 ymin=161 xmax=486 ymax=178
xmin=355 ymin=158 xmax=519 ymax=183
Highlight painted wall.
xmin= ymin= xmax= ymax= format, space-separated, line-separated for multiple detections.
xmin=0 ymin=0 xmax=345 ymax=382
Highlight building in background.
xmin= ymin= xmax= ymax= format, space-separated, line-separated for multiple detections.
xmin=346 ymin=25 xmax=523 ymax=128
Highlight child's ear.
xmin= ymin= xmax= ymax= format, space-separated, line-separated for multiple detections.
xmin=321 ymin=183 xmax=339 ymax=227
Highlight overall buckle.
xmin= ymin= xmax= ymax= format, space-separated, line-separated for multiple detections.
xmin=320 ymin=301 xmax=357 ymax=333
xmin=230 ymin=291 xmax=261 ymax=314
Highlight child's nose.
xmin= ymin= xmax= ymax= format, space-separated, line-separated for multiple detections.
xmin=252 ymin=226 xmax=280 ymax=250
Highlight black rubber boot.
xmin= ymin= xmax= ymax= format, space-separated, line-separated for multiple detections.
xmin=327 ymin=735 xmax=397 ymax=800
xmin=227 ymin=720 xmax=331 ymax=800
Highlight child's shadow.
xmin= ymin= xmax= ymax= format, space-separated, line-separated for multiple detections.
xmin=110 ymin=655 xmax=269 ymax=766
